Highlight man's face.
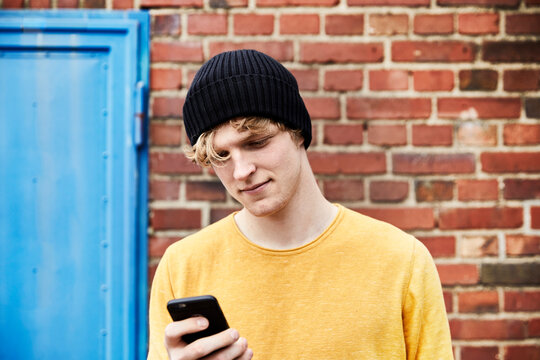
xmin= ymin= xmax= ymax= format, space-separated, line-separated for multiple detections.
xmin=211 ymin=122 xmax=304 ymax=217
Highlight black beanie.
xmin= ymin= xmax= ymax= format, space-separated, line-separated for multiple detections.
xmin=183 ymin=49 xmax=312 ymax=148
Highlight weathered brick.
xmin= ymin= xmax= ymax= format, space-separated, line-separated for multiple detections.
xmin=415 ymin=180 xmax=454 ymax=202
xmin=506 ymin=234 xmax=540 ymax=256
xmin=505 ymin=291 xmax=540 ymax=312
xmin=258 ymin=0 xmax=337 ymax=6
xmin=30 ymin=0 xmax=51 ymax=8
xmin=210 ymin=207 xmax=240 ymax=223
xmin=323 ymin=124 xmax=363 ymax=145
xmin=450 ymin=319 xmax=526 ymax=340
xmin=150 ymin=123 xmax=183 ymax=146
xmin=141 ymin=0 xmax=201 ymax=7
xmin=151 ymin=42 xmax=203 ymax=63
xmin=457 ymin=123 xmax=497 ymax=146
xmin=149 ymin=236 xmax=180 ymax=257
xmin=309 ymin=152 xmax=386 ymax=174
xmin=504 ymin=124 xmax=540 ymax=145
xmin=152 ymin=97 xmax=183 ymax=118
xmin=150 ymin=68 xmax=182 ymax=91
xmin=413 ymin=70 xmax=454 ymax=91
xmin=481 ymin=263 xmax=540 ymax=285
xmin=152 ymin=14 xmax=181 ymax=36
xmin=394 ymin=153 xmax=475 ymax=174
xmin=186 ymin=181 xmax=227 ymax=201
xmin=350 ymin=0 xmax=428 ymax=5
xmin=367 ymin=125 xmax=407 ymax=146
xmin=323 ymin=179 xmax=364 ymax=201
xmin=301 ymin=42 xmax=383 ymax=64
xmin=348 ymin=98 xmax=431 ymax=119
xmin=368 ymin=14 xmax=408 ymax=36
xmin=414 ymin=14 xmax=453 ymax=35
xmin=412 ymin=125 xmax=453 ymax=146
xmin=234 ymin=14 xmax=274 ymax=35
xmin=459 ymin=70 xmax=498 ymax=91
xmin=481 ymin=152 xmax=540 ymax=173
xmin=506 ymin=14 xmax=540 ymax=35
xmin=188 ymin=14 xmax=227 ymax=35
xmin=483 ymin=41 xmax=540 ymax=63
xmin=369 ymin=70 xmax=408 ymax=91
xmin=417 ymin=236 xmax=456 ymax=257
xmin=324 ymin=70 xmax=363 ymax=91
xmin=438 ymin=0 xmax=518 ymax=6
xmin=354 ymin=208 xmax=435 ymax=230
xmin=151 ymin=208 xmax=201 ymax=230
xmin=280 ymin=14 xmax=319 ymax=35
xmin=460 ymin=235 xmax=498 ymax=257
xmin=504 ymin=179 xmax=540 ymax=200
xmin=2 ymin=0 xmax=24 ymax=7
xmin=369 ymin=180 xmax=409 ymax=202
xmin=149 ymin=179 xmax=180 ymax=200
xmin=526 ymin=98 xmax=540 ymax=118
xmin=437 ymin=264 xmax=479 ymax=285
xmin=443 ymin=291 xmax=453 ymax=313
xmin=57 ymin=0 xmax=78 ymax=7
xmin=438 ymin=97 xmax=521 ymax=119
xmin=209 ymin=0 xmax=247 ymax=8
xmin=83 ymin=0 xmax=104 ymax=8
xmin=150 ymin=152 xmax=201 ymax=174
xmin=458 ymin=13 xmax=499 ymax=35
xmin=289 ymin=69 xmax=319 ymax=91
xmin=304 ymin=97 xmax=340 ymax=119
xmin=529 ymin=318 xmax=540 ymax=337
xmin=504 ymin=346 xmax=540 ymax=360
xmin=503 ymin=70 xmax=540 ymax=91
xmin=458 ymin=291 xmax=499 ymax=313
xmin=457 ymin=179 xmax=498 ymax=201
xmin=325 ymin=14 xmax=364 ymax=35
xmin=209 ymin=41 xmax=294 ymax=61
xmin=533 ymin=206 xmax=540 ymax=229
xmin=439 ymin=207 xmax=522 ymax=229
xmin=461 ymin=347 xmax=499 ymax=360
xmin=392 ymin=41 xmax=476 ymax=62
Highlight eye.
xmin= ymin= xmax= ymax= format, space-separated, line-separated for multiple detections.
xmin=216 ymin=150 xmax=229 ymax=158
xmin=248 ymin=137 xmax=270 ymax=148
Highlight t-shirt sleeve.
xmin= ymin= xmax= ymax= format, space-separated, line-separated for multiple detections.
xmin=402 ymin=240 xmax=453 ymax=360
xmin=147 ymin=250 xmax=175 ymax=360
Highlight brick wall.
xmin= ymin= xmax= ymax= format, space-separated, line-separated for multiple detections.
xmin=6 ymin=0 xmax=540 ymax=357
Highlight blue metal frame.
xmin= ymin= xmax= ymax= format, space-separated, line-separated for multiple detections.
xmin=0 ymin=10 xmax=149 ymax=359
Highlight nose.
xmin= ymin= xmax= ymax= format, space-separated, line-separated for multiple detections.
xmin=231 ymin=151 xmax=256 ymax=181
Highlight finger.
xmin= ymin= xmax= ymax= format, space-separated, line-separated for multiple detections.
xmin=204 ymin=337 xmax=248 ymax=360
xmin=165 ymin=317 xmax=209 ymax=347
xmin=235 ymin=347 xmax=253 ymax=360
xmin=184 ymin=328 xmax=240 ymax=359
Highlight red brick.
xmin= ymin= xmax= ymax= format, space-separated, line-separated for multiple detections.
xmin=209 ymin=41 xmax=293 ymax=61
xmin=438 ymin=0 xmax=518 ymax=5
xmin=529 ymin=318 xmax=540 ymax=337
xmin=323 ymin=124 xmax=363 ymax=145
xmin=526 ymin=98 xmax=540 ymax=119
xmin=29 ymin=0 xmax=51 ymax=8
xmin=506 ymin=234 xmax=540 ymax=256
xmin=483 ymin=41 xmax=540 ymax=63
xmin=149 ymin=236 xmax=180 ymax=257
xmin=458 ymin=13 xmax=499 ymax=35
xmin=459 ymin=70 xmax=498 ymax=91
xmin=258 ymin=0 xmax=337 ymax=6
xmin=57 ymin=0 xmax=78 ymax=7
xmin=150 ymin=68 xmax=182 ymax=91
xmin=504 ymin=124 xmax=540 ymax=145
xmin=141 ymin=0 xmax=201 ymax=6
xmin=437 ymin=264 xmax=479 ymax=285
xmin=392 ymin=41 xmax=476 ymax=62
xmin=458 ymin=291 xmax=499 ymax=313
xmin=148 ymin=263 xmax=158 ymax=286
xmin=504 ymin=70 xmax=540 ymax=91
xmin=443 ymin=291 xmax=453 ymax=313
xmin=439 ymin=207 xmax=523 ymax=229
xmin=481 ymin=152 xmax=540 ymax=173
xmin=504 ymin=179 xmax=540 ymax=200
xmin=234 ymin=14 xmax=274 ymax=35
xmin=301 ymin=42 xmax=383 ymax=64
xmin=350 ymin=0 xmax=428 ymax=5
xmin=369 ymin=70 xmax=408 ymax=91
xmin=309 ymin=152 xmax=386 ymax=175
xmin=188 ymin=14 xmax=227 ymax=35
xmin=150 ymin=152 xmax=201 ymax=175
xmin=152 ymin=14 xmax=182 ymax=36
xmin=505 ymin=291 xmax=540 ymax=312
xmin=412 ymin=125 xmax=453 ymax=146
xmin=457 ymin=123 xmax=497 ymax=146
xmin=152 ymin=97 xmax=183 ymax=118
xmin=348 ymin=98 xmax=430 ymax=119
xmin=450 ymin=319 xmax=526 ymax=340
xmin=210 ymin=207 xmax=240 ymax=223
xmin=304 ymin=97 xmax=340 ymax=119
xmin=506 ymin=14 xmax=540 ymax=35
xmin=325 ymin=15 xmax=364 ymax=35
xmin=213 ymin=0 xmax=248 ymax=6
xmin=151 ymin=42 xmax=203 ymax=63
xmin=324 ymin=70 xmax=363 ymax=91
xmin=415 ymin=181 xmax=454 ymax=202
xmin=149 ymin=179 xmax=180 ymax=201
xmin=112 ymin=0 xmax=132 ymax=9
xmin=393 ymin=153 xmax=475 ymax=174
xmin=368 ymin=125 xmax=407 ymax=146
xmin=414 ymin=14 xmax=454 ymax=35
xmin=504 ymin=346 xmax=540 ymax=360
xmin=417 ymin=236 xmax=456 ymax=257
xmin=83 ymin=0 xmax=104 ymax=8
xmin=461 ymin=347 xmax=499 ymax=360
xmin=354 ymin=208 xmax=435 ymax=230
xmin=2 ymin=0 xmax=24 ymax=7
xmin=151 ymin=208 xmax=201 ymax=230
xmin=186 ymin=181 xmax=226 ymax=201
xmin=280 ymin=14 xmax=319 ymax=35
xmin=150 ymin=123 xmax=182 ymax=146
xmin=457 ymin=179 xmax=498 ymax=201
xmin=533 ymin=206 xmax=540 ymax=229
xmin=438 ymin=98 xmax=521 ymax=119
xmin=368 ymin=14 xmax=408 ymax=36
xmin=413 ymin=70 xmax=454 ymax=91
xmin=323 ymin=179 xmax=365 ymax=201
xmin=289 ymin=69 xmax=319 ymax=91
xmin=369 ymin=180 xmax=409 ymax=202
xmin=460 ymin=235 xmax=498 ymax=257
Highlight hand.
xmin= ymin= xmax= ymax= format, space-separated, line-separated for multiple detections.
xmin=164 ymin=317 xmax=253 ymax=360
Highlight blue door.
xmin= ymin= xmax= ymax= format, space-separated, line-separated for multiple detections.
xmin=0 ymin=11 xmax=149 ymax=359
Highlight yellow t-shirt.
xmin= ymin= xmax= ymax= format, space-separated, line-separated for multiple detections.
xmin=148 ymin=205 xmax=453 ymax=359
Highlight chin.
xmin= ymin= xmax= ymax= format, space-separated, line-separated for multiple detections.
xmin=245 ymin=200 xmax=286 ymax=218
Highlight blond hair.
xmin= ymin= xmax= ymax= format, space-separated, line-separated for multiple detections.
xmin=184 ymin=117 xmax=303 ymax=167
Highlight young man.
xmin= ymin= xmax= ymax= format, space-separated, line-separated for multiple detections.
xmin=148 ymin=49 xmax=453 ymax=360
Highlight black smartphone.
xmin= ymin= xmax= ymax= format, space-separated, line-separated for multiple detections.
xmin=167 ymin=295 xmax=230 ymax=344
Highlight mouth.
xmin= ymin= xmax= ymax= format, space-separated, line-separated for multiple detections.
xmin=241 ymin=180 xmax=270 ymax=193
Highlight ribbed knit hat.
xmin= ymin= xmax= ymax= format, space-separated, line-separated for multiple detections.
xmin=183 ymin=49 xmax=312 ymax=148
